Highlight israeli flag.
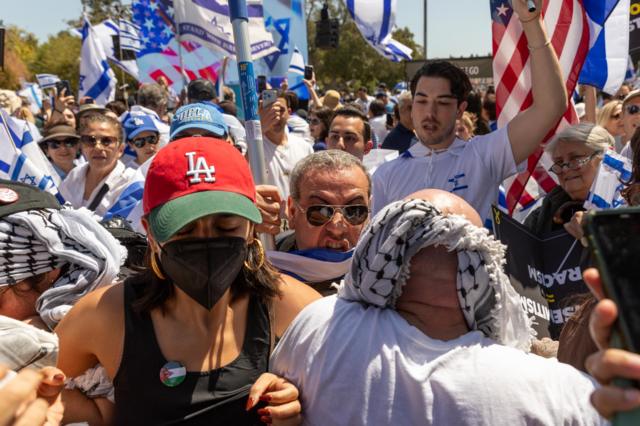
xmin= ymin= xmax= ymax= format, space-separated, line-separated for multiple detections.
xmin=287 ymin=46 xmax=309 ymax=100
xmin=345 ymin=0 xmax=412 ymax=62
xmin=93 ymin=19 xmax=141 ymax=80
xmin=103 ymin=168 xmax=145 ymax=233
xmin=626 ymin=56 xmax=637 ymax=83
xmin=118 ymin=19 xmax=142 ymax=53
xmin=79 ymin=17 xmax=117 ymax=105
xmin=0 ymin=110 xmax=63 ymax=202
xmin=579 ymin=0 xmax=630 ymax=95
xmin=584 ymin=151 xmax=632 ymax=210
xmin=18 ymin=83 xmax=43 ymax=115
xmin=174 ymin=0 xmax=278 ymax=60
xmin=35 ymin=74 xmax=61 ymax=90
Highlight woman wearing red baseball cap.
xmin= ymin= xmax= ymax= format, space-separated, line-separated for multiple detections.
xmin=56 ymin=137 xmax=320 ymax=425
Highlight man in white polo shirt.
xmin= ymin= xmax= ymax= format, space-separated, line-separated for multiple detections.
xmin=372 ymin=0 xmax=567 ymax=225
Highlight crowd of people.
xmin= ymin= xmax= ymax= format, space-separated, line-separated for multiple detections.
xmin=1 ymin=0 xmax=640 ymax=424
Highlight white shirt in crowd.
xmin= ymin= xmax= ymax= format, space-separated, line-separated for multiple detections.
xmin=271 ymin=296 xmax=606 ymax=426
xmin=354 ymin=95 xmax=374 ymax=114
xmin=621 ymin=141 xmax=633 ymax=161
xmin=263 ymin=131 xmax=313 ymax=200
xmin=59 ymin=160 xmax=137 ymax=218
xmin=223 ymin=113 xmax=248 ymax=154
xmin=369 ymin=115 xmax=389 ymax=148
xmin=372 ymin=127 xmax=523 ymax=224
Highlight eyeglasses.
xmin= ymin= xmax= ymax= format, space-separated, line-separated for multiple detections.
xmin=296 ymin=203 xmax=369 ymax=226
xmin=47 ymin=138 xmax=78 ymax=149
xmin=131 ymin=134 xmax=159 ymax=148
xmin=80 ymin=135 xmax=119 ymax=148
xmin=548 ymin=152 xmax=601 ymax=175
xmin=326 ymin=133 xmax=361 ymax=146
xmin=626 ymin=104 xmax=640 ymax=116
xmin=309 ymin=118 xmax=321 ymax=125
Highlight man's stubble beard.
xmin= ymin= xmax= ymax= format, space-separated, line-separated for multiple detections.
xmin=419 ymin=119 xmax=457 ymax=148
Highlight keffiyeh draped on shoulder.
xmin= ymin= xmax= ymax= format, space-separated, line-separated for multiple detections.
xmin=0 ymin=207 xmax=126 ymax=329
xmin=338 ymin=198 xmax=535 ymax=351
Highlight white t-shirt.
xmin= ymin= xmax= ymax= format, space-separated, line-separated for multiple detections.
xmin=263 ymin=131 xmax=313 ymax=199
xmin=287 ymin=114 xmax=314 ymax=145
xmin=271 ymin=296 xmax=606 ymax=426
xmin=621 ymin=141 xmax=633 ymax=161
xmin=372 ymin=127 xmax=524 ymax=224
xmin=59 ymin=160 xmax=137 ymax=218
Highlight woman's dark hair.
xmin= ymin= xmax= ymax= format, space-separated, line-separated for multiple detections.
xmin=105 ymin=101 xmax=127 ymax=117
xmin=410 ymin=60 xmax=473 ymax=104
xmin=130 ymin=237 xmax=282 ymax=313
xmin=309 ymin=107 xmax=334 ymax=142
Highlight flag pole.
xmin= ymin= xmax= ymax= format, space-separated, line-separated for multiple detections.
xmin=115 ymin=3 xmax=129 ymax=108
xmin=423 ymin=0 xmax=428 ymax=59
xmin=173 ymin=11 xmax=189 ymax=88
xmin=229 ymin=0 xmax=273 ymax=249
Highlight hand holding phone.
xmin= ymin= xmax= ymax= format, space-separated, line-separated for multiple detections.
xmin=304 ymin=65 xmax=314 ymax=81
xmin=257 ymin=75 xmax=267 ymax=93
xmin=55 ymin=80 xmax=72 ymax=97
xmin=262 ymin=89 xmax=278 ymax=108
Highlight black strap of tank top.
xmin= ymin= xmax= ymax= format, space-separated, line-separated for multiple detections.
xmin=87 ymin=183 xmax=109 ymax=211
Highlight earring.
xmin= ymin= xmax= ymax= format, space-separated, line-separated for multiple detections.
xmin=150 ymin=252 xmax=167 ymax=280
xmin=244 ymin=239 xmax=265 ymax=272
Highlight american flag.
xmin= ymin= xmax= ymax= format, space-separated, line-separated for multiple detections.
xmin=491 ymin=0 xmax=590 ymax=214
xmin=132 ymin=0 xmax=220 ymax=91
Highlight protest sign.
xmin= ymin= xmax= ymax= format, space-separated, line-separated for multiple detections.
xmin=492 ymin=206 xmax=589 ymax=339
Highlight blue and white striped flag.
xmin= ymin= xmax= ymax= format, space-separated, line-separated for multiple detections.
xmin=174 ymin=0 xmax=278 ymax=60
xmin=18 ymin=83 xmax=43 ymax=115
xmin=118 ymin=19 xmax=142 ymax=52
xmin=579 ymin=0 xmax=630 ymax=95
xmin=344 ymin=0 xmax=412 ymax=63
xmin=584 ymin=150 xmax=632 ymax=210
xmin=35 ymin=74 xmax=61 ymax=90
xmin=79 ymin=17 xmax=117 ymax=105
xmin=0 ymin=110 xmax=63 ymax=202
xmin=626 ymin=56 xmax=637 ymax=83
xmin=287 ymin=46 xmax=309 ymax=100
xmin=103 ymin=168 xmax=145 ymax=233
xmin=92 ymin=19 xmax=141 ymax=80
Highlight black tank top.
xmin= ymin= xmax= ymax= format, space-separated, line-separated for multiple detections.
xmin=113 ymin=281 xmax=271 ymax=425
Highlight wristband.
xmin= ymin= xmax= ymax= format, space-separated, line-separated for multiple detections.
xmin=528 ymin=39 xmax=551 ymax=51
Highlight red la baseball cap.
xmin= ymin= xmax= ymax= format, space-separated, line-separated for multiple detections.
xmin=143 ymin=137 xmax=262 ymax=242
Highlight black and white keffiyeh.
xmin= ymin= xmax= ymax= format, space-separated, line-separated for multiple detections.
xmin=0 ymin=207 xmax=126 ymax=329
xmin=338 ymin=199 xmax=534 ymax=351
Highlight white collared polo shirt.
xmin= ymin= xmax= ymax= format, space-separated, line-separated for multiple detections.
xmin=372 ymin=127 xmax=525 ymax=224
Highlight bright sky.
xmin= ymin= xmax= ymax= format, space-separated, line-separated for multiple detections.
xmin=1 ymin=0 xmax=492 ymax=58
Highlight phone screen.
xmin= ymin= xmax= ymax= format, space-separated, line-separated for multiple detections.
xmin=257 ymin=76 xmax=267 ymax=93
xmin=590 ymin=210 xmax=640 ymax=352
xmin=304 ymin=66 xmax=314 ymax=81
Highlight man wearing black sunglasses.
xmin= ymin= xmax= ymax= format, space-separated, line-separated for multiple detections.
xmin=266 ymin=150 xmax=371 ymax=295
xmin=620 ymin=90 xmax=640 ymax=161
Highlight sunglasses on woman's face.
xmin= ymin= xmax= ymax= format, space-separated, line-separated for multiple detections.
xmin=297 ymin=203 xmax=369 ymax=226
xmin=131 ymin=134 xmax=159 ymax=148
xmin=626 ymin=104 xmax=640 ymax=116
xmin=47 ymin=138 xmax=78 ymax=149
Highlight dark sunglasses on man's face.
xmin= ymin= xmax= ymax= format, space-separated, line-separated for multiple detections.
xmin=131 ymin=134 xmax=159 ymax=148
xmin=626 ymin=104 xmax=640 ymax=116
xmin=298 ymin=203 xmax=369 ymax=226
xmin=80 ymin=135 xmax=119 ymax=148
xmin=47 ymin=138 xmax=78 ymax=150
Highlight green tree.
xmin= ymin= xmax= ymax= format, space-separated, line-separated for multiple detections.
xmin=306 ymin=0 xmax=423 ymax=91
xmin=32 ymin=31 xmax=82 ymax=92
xmin=0 ymin=26 xmax=39 ymax=89
xmin=68 ymin=0 xmax=131 ymax=27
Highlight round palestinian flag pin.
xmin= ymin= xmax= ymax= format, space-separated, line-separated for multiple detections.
xmin=159 ymin=361 xmax=187 ymax=387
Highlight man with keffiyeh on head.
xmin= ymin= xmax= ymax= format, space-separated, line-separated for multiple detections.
xmin=270 ymin=189 xmax=606 ymax=425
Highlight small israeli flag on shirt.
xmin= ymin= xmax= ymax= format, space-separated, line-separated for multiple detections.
xmin=79 ymin=16 xmax=116 ymax=105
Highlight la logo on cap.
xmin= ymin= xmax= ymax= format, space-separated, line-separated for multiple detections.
xmin=185 ymin=152 xmax=215 ymax=184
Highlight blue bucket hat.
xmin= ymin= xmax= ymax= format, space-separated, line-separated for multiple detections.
xmin=170 ymin=102 xmax=228 ymax=141
xmin=123 ymin=114 xmax=159 ymax=141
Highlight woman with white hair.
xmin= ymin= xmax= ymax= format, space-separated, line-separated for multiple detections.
xmin=524 ymin=123 xmax=611 ymax=236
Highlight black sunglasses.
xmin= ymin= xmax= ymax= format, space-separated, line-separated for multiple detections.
xmin=47 ymin=138 xmax=78 ymax=149
xmin=131 ymin=134 xmax=159 ymax=148
xmin=80 ymin=135 xmax=119 ymax=148
xmin=297 ymin=203 xmax=369 ymax=226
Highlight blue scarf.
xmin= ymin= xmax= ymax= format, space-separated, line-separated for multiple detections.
xmin=266 ymin=248 xmax=354 ymax=283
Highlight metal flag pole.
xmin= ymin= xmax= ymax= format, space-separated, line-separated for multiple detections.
xmin=115 ymin=3 xmax=129 ymax=108
xmin=423 ymin=0 xmax=428 ymax=59
xmin=229 ymin=0 xmax=273 ymax=249
xmin=172 ymin=8 xmax=189 ymax=89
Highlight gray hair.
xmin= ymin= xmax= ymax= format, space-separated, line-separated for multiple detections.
xmin=397 ymin=90 xmax=412 ymax=108
xmin=545 ymin=122 xmax=613 ymax=154
xmin=289 ymin=150 xmax=371 ymax=201
xmin=137 ymin=83 xmax=168 ymax=111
